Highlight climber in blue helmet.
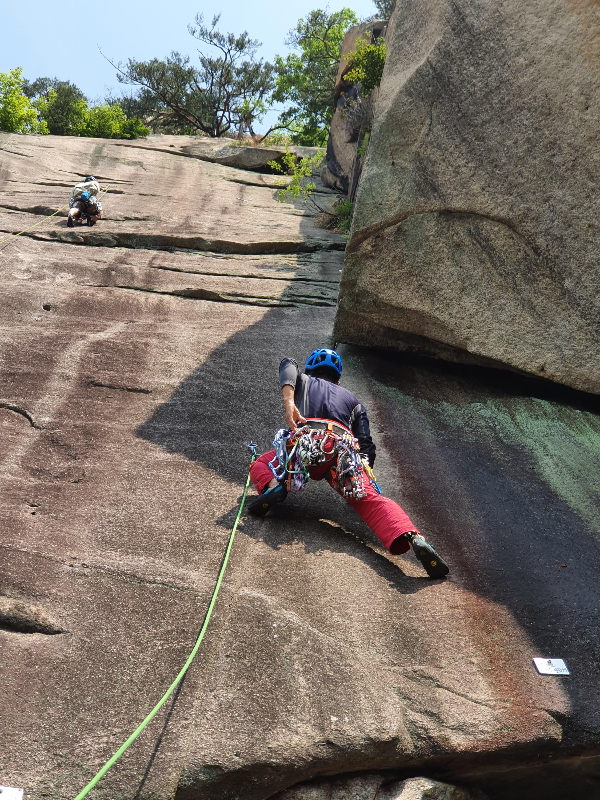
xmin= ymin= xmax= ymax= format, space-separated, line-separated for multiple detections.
xmin=247 ymin=348 xmax=449 ymax=579
xmin=67 ymin=175 xmax=103 ymax=227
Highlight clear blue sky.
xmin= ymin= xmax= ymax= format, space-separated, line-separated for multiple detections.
xmin=4 ymin=0 xmax=380 ymax=132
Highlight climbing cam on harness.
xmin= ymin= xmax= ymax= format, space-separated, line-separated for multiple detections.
xmin=268 ymin=421 xmax=368 ymax=499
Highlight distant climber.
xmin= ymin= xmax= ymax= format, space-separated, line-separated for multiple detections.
xmin=67 ymin=176 xmax=102 ymax=227
xmin=248 ymin=349 xmax=450 ymax=579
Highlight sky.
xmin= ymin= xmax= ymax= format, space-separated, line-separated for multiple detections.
xmin=3 ymin=0 xmax=380 ymax=132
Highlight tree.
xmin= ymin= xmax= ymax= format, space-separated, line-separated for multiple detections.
xmin=345 ymin=36 xmax=387 ymax=95
xmin=272 ymin=8 xmax=358 ymax=146
xmin=373 ymin=0 xmax=396 ymax=18
xmin=0 ymin=68 xmax=47 ymax=134
xmin=80 ymin=103 xmax=151 ymax=139
xmin=268 ymin=146 xmax=327 ymax=211
xmin=111 ymin=14 xmax=275 ymax=137
xmin=22 ymin=77 xmax=57 ymax=99
xmin=106 ymin=88 xmax=179 ymax=133
xmin=26 ymin=76 xmax=150 ymax=139
xmin=30 ymin=81 xmax=88 ymax=136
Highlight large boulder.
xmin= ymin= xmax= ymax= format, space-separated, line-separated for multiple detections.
xmin=335 ymin=0 xmax=600 ymax=395
xmin=180 ymin=138 xmax=322 ymax=172
xmin=322 ymin=20 xmax=388 ymax=197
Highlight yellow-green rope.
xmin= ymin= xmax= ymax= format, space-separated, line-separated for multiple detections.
xmin=73 ymin=457 xmax=255 ymax=800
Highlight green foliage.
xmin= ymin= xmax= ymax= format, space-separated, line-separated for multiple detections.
xmin=26 ymin=77 xmax=149 ymax=139
xmin=268 ymin=147 xmax=325 ymax=207
xmin=27 ymin=79 xmax=87 ymax=135
xmin=113 ymin=14 xmax=274 ymax=137
xmin=333 ymin=198 xmax=353 ymax=232
xmin=236 ymin=95 xmax=269 ymax=136
xmin=0 ymin=68 xmax=47 ymax=133
xmin=257 ymin=130 xmax=293 ymax=147
xmin=33 ymin=87 xmax=88 ymax=136
xmin=79 ymin=103 xmax=151 ymax=139
xmin=272 ymin=8 xmax=358 ymax=145
xmin=356 ymin=131 xmax=370 ymax=157
xmin=345 ymin=37 xmax=387 ymax=95
xmin=119 ymin=116 xmax=152 ymax=139
xmin=373 ymin=0 xmax=396 ymax=18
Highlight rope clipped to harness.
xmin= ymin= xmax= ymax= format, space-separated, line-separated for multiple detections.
xmin=269 ymin=423 xmax=367 ymax=499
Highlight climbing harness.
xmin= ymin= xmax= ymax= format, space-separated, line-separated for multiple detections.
xmin=0 ymin=185 xmax=111 ymax=249
xmin=71 ymin=442 xmax=256 ymax=800
xmin=269 ymin=420 xmax=369 ymax=499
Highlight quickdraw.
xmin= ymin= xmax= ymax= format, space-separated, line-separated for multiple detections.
xmin=268 ymin=423 xmax=368 ymax=499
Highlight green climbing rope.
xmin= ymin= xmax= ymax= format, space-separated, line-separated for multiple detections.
xmin=73 ymin=453 xmax=256 ymax=800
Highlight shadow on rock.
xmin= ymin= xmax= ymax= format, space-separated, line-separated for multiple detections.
xmin=348 ymin=345 xmax=600 ymax=739
xmin=134 ymin=271 xmax=414 ymax=588
xmin=218 ymin=490 xmax=436 ymax=597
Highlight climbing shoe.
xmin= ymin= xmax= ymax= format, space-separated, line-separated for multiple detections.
xmin=67 ymin=215 xmax=74 ymax=227
xmin=407 ymin=533 xmax=449 ymax=579
xmin=87 ymin=216 xmax=95 ymax=226
xmin=248 ymin=483 xmax=287 ymax=517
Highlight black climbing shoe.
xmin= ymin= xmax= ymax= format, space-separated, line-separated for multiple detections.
xmin=248 ymin=483 xmax=287 ymax=517
xmin=407 ymin=533 xmax=449 ymax=579
xmin=67 ymin=215 xmax=74 ymax=227
xmin=87 ymin=216 xmax=95 ymax=226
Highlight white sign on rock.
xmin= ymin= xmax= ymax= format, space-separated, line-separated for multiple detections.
xmin=0 ymin=788 xmax=24 ymax=800
xmin=533 ymin=658 xmax=570 ymax=676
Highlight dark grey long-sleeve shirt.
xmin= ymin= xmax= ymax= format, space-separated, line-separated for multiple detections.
xmin=279 ymin=358 xmax=376 ymax=466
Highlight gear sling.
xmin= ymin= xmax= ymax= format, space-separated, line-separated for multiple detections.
xmin=249 ymin=419 xmax=421 ymax=555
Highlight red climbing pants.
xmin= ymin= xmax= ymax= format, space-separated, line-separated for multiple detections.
xmin=249 ymin=447 xmax=418 ymax=555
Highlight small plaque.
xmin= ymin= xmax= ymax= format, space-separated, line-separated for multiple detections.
xmin=533 ymin=658 xmax=570 ymax=676
xmin=0 ymin=788 xmax=24 ymax=800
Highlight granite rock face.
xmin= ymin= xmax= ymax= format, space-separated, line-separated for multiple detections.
xmin=1 ymin=133 xmax=600 ymax=800
xmin=335 ymin=0 xmax=600 ymax=395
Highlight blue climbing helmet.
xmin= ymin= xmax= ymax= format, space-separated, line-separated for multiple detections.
xmin=85 ymin=176 xmax=95 ymax=182
xmin=305 ymin=348 xmax=343 ymax=378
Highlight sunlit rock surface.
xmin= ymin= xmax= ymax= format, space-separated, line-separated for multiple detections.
xmin=1 ymin=133 xmax=600 ymax=800
xmin=335 ymin=0 xmax=600 ymax=395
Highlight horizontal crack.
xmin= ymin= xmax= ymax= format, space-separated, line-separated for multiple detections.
xmin=39 ymin=229 xmax=346 ymax=255
xmin=224 ymin=176 xmax=285 ymax=189
xmin=108 ymin=284 xmax=336 ymax=307
xmin=0 ymin=203 xmax=65 ymax=217
xmin=0 ymin=147 xmax=34 ymax=159
xmin=108 ymin=141 xmax=202 ymax=161
xmin=146 ymin=262 xmax=339 ymax=284
xmin=88 ymin=380 xmax=152 ymax=394
xmin=0 ymin=402 xmax=40 ymax=428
